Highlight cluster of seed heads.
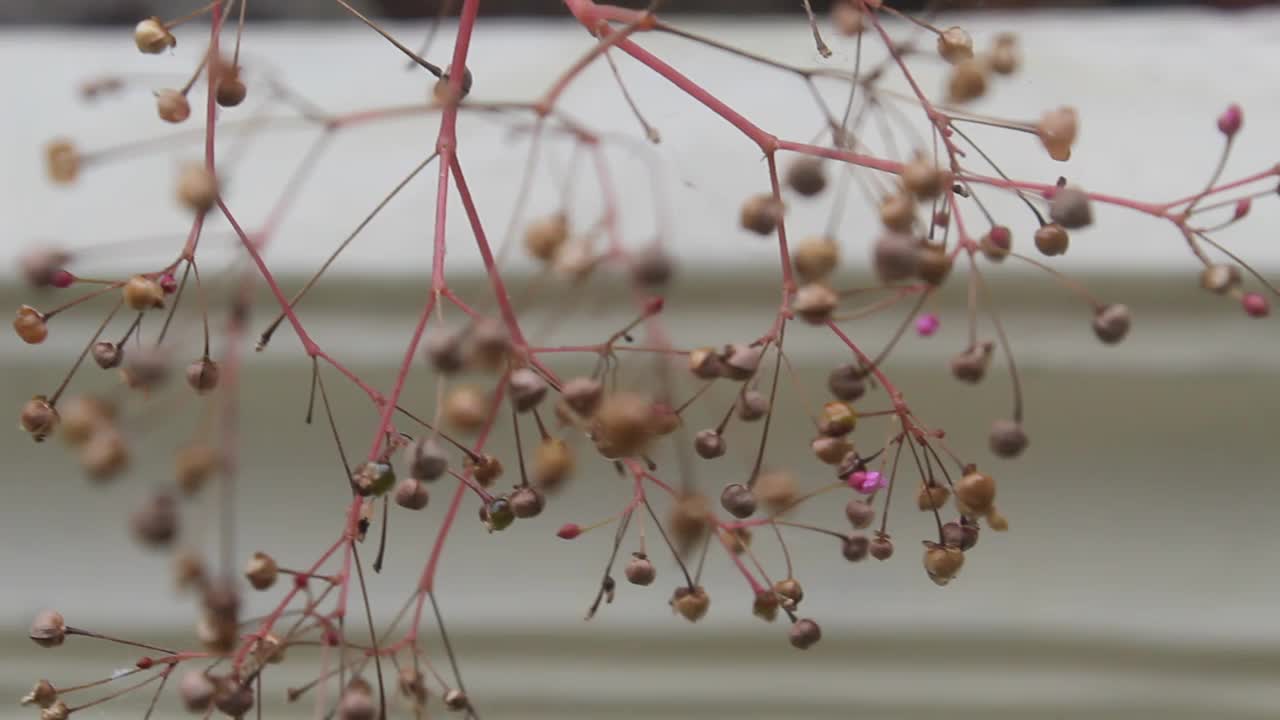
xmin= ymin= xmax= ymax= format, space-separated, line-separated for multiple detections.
xmin=12 ymin=0 xmax=1278 ymax=718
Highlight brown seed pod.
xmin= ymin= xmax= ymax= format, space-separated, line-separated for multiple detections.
xmin=936 ymin=26 xmax=974 ymax=64
xmin=842 ymin=534 xmax=870 ymax=562
xmin=789 ymin=618 xmax=823 ymax=649
xmin=132 ymin=492 xmax=178 ymax=547
xmin=1037 ymin=106 xmax=1079 ymax=162
xmin=989 ymin=418 xmax=1029 ymax=458
xmin=29 ymin=610 xmax=66 ymax=648
xmin=878 ymin=192 xmax=916 ymax=232
xmin=845 ymin=499 xmax=875 ymax=529
xmin=916 ymin=243 xmax=953 ymax=286
xmin=874 ymin=231 xmax=921 ymax=282
xmin=671 ymin=585 xmax=711 ymax=622
xmin=831 ymin=1 xmax=865 ymax=36
xmin=989 ymin=33 xmax=1020 ymax=74
xmin=753 ymin=588 xmax=780 ymax=622
xmin=811 ymin=435 xmax=852 ymax=465
xmin=444 ymin=385 xmax=488 ymax=433
xmin=954 ymin=471 xmax=996 ymax=516
xmin=560 ymin=376 xmax=603 ymax=417
xmin=818 ymin=401 xmax=858 ymax=437
xmin=1049 ymin=186 xmax=1094 ymax=229
xmin=593 ymin=391 xmax=656 ymax=458
xmin=916 ymin=483 xmax=952 ymax=512
xmin=134 ymin=17 xmax=175 ymax=54
xmin=394 ymin=478 xmax=431 ymax=510
xmin=123 ymin=275 xmax=165 ymax=311
xmin=792 ymin=235 xmax=840 ymax=282
xmin=244 ymin=551 xmax=278 ymax=591
xmin=524 ymin=213 xmax=569 ymax=262
xmin=793 ymin=283 xmax=839 ymax=324
xmin=177 ymin=163 xmax=219 ymax=214
xmin=178 ymin=671 xmax=215 ymax=712
xmin=45 ymin=139 xmax=80 ymax=184
xmin=669 ymin=493 xmax=711 ymax=550
xmin=467 ymin=316 xmax=510 ymax=370
xmin=60 ymin=396 xmax=109 ymax=446
xmin=785 ymin=157 xmax=827 ymax=196
xmin=630 ymin=243 xmax=675 ymax=287
xmin=443 ymin=688 xmax=469 ymax=712
xmin=721 ymin=343 xmax=763 ymax=381
xmin=687 ymin=347 xmax=724 ymax=380
xmin=13 ymin=305 xmax=48 ymax=345
xmin=828 ymin=363 xmax=867 ymax=401
xmin=740 ymin=194 xmax=785 ymax=235
xmin=406 ymin=436 xmax=448 ymax=481
xmin=196 ymin=614 xmax=238 ymax=653
xmin=398 ymin=667 xmax=427 ymax=703
xmin=719 ymin=482 xmax=757 ymax=519
xmin=20 ymin=396 xmax=59 ymax=442
xmin=942 ymin=521 xmax=980 ymax=551
xmin=736 ymin=390 xmax=769 ymax=421
xmin=92 ymin=341 xmax=123 ymax=369
xmin=902 ymin=154 xmax=949 ymax=199
xmin=949 ymin=341 xmax=994 ymax=383
xmin=185 ymin=357 xmax=220 ymax=394
xmin=155 ymin=89 xmax=190 ymax=123
xmin=467 ymin=454 xmax=503 ymax=487
xmin=1092 ymin=304 xmax=1131 ymax=345
xmin=20 ymin=679 xmax=57 ymax=708
xmin=212 ymin=679 xmax=254 ymax=718
xmin=423 ymin=328 xmax=466 ymax=374
xmin=869 ymin=534 xmax=895 ymax=560
xmin=338 ymin=689 xmax=377 ymax=720
xmin=721 ymin=526 xmax=752 ymax=555
xmin=987 ymin=507 xmax=1010 ymax=531
xmin=508 ymin=368 xmax=548 ymax=412
xmin=176 ymin=443 xmax=218 ymax=495
xmin=694 ymin=429 xmax=726 ymax=460
xmin=753 ymin=469 xmax=797 ymax=514
xmin=121 ymin=345 xmax=170 ymax=389
xmin=773 ymin=577 xmax=804 ymax=609
xmin=947 ymin=57 xmax=988 ymax=103
xmin=216 ymin=73 xmax=247 ymax=108
xmin=40 ymin=701 xmax=70 ymax=720
xmin=624 ymin=553 xmax=656 ymax=586
xmin=923 ymin=542 xmax=966 ymax=586
xmin=173 ymin=548 xmax=206 ymax=592
xmin=533 ymin=437 xmax=574 ymax=491
xmin=1200 ymin=264 xmax=1242 ymax=294
xmin=81 ymin=427 xmax=129 ymax=481
xmin=509 ymin=486 xmax=545 ymax=519
xmin=979 ymin=226 xmax=1013 ymax=261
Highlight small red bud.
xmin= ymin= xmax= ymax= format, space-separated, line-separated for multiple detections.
xmin=136 ymin=657 xmax=154 ymax=669
xmin=644 ymin=296 xmax=665 ymax=315
xmin=50 ymin=270 xmax=74 ymax=288
xmin=293 ymin=573 xmax=309 ymax=589
xmin=160 ymin=273 xmax=178 ymax=294
xmin=1217 ymin=103 xmax=1242 ymax=138
xmin=1242 ymin=292 xmax=1269 ymax=318
xmin=1233 ymin=197 xmax=1251 ymax=220
xmin=556 ymin=523 xmax=582 ymax=540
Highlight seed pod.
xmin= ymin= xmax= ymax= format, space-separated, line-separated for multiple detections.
xmin=468 ymin=316 xmax=510 ymax=370
xmin=625 ymin=553 xmax=656 ymax=586
xmin=719 ymin=482 xmax=757 ymax=518
xmin=989 ymin=33 xmax=1020 ymax=75
xmin=869 ymin=534 xmax=894 ymax=560
xmin=18 ymin=246 xmax=71 ymax=288
xmin=878 ymin=192 xmax=916 ymax=232
xmin=902 ymin=154 xmax=949 ymax=199
xmin=947 ymin=58 xmax=988 ymax=103
xmin=630 ymin=242 xmax=675 ymax=287
xmin=989 ymin=419 xmax=1029 ymax=458
xmin=177 ymin=163 xmax=219 ymax=214
xmin=134 ymin=17 xmax=175 ymax=54
xmin=789 ymin=618 xmax=822 ymax=649
xmin=916 ymin=243 xmax=953 ymax=285
xmin=398 ymin=667 xmax=427 ymax=703
xmin=687 ymin=346 xmax=724 ymax=380
xmin=176 ymin=443 xmax=218 ymax=495
xmin=468 ymin=454 xmax=503 ymax=487
xmin=987 ymin=507 xmax=1010 ymax=531
xmin=1049 ymin=186 xmax=1093 ymax=229
xmin=980 ymin=226 xmax=1012 ymax=262
xmin=93 ymin=341 xmax=123 ymax=369
xmin=481 ymin=496 xmax=515 ymax=531
xmin=736 ymin=390 xmax=769 ymax=421
xmin=185 ymin=358 xmax=220 ymax=394
xmin=213 ymin=680 xmax=254 ymax=718
xmin=1242 ymin=292 xmax=1270 ymax=318
xmin=45 ymin=139 xmax=80 ymax=184
xmin=196 ymin=614 xmax=237 ymax=653
xmin=338 ymin=689 xmax=377 ymax=720
xmin=792 ymin=235 xmax=840 ymax=282
xmin=533 ymin=437 xmax=574 ymax=491
xmin=215 ymin=70 xmax=247 ymax=108
xmin=423 ymin=329 xmax=466 ymax=374
xmin=752 ymin=588 xmax=780 ymax=622
xmin=753 ymin=469 xmax=797 ymax=513
xmin=132 ymin=492 xmax=178 ymax=547
xmin=404 ymin=436 xmax=447 ymax=481
xmin=40 ymin=702 xmax=69 ymax=720
xmin=845 ymin=499 xmax=875 ymax=529
xmin=874 ymin=232 xmax=920 ymax=282
xmin=81 ymin=427 xmax=129 ymax=481
xmin=1199 ymin=264 xmax=1241 ymax=294
xmin=936 ymin=26 xmax=974 ymax=64
xmin=594 ymin=391 xmax=656 ymax=458
xmin=156 ymin=89 xmax=190 ymax=123
xmin=942 ymin=521 xmax=980 ymax=551
xmin=842 ymin=534 xmax=870 ymax=562
xmin=670 ymin=493 xmax=711 ymax=550
xmin=773 ymin=578 xmax=804 ymax=609
xmin=1037 ymin=106 xmax=1079 ymax=162
xmin=13 ymin=305 xmax=48 ymax=345
xmin=352 ymin=461 xmax=395 ymax=497
xmin=29 ymin=610 xmax=65 ymax=648
xmin=177 ymin=671 xmax=215 ymax=707
xmin=122 ymin=345 xmax=172 ymax=389
xmin=923 ymin=542 xmax=965 ymax=586
xmin=524 ymin=213 xmax=569 ymax=262
xmin=793 ymin=283 xmax=839 ymax=324
xmin=444 ymin=385 xmax=488 ymax=433
xmin=443 ymin=689 xmax=469 ymax=712
xmin=62 ymin=396 xmax=109 ymax=448
xmin=916 ymin=483 xmax=951 ymax=512
xmin=740 ymin=194 xmax=784 ymax=235
xmin=949 ymin=341 xmax=994 ymax=383
xmin=173 ymin=548 xmax=206 ymax=592
xmin=555 ymin=377 xmax=600 ymax=419
xmin=508 ymin=368 xmax=548 ymax=412
xmin=20 ymin=679 xmax=57 ymax=708
xmin=1092 ymin=304 xmax=1131 ymax=344
xmin=510 ymin=486 xmax=545 ymax=519
xmin=20 ymin=396 xmax=59 ymax=442
xmin=694 ymin=429 xmax=726 ymax=460
xmin=954 ymin=471 xmax=996 ymax=516
xmin=244 ymin=551 xmax=278 ymax=591
xmin=671 ymin=585 xmax=711 ymax=622
xmin=811 ymin=435 xmax=852 ymax=465
xmin=721 ymin=343 xmax=763 ymax=381
xmin=831 ymin=1 xmax=865 ymax=36
xmin=819 ymin=401 xmax=857 ymax=437
xmin=393 ymin=477 xmax=431 ymax=510
xmin=828 ymin=363 xmax=866 ymax=401
xmin=785 ymin=157 xmax=827 ymax=196
xmin=123 ymin=275 xmax=165 ymax=311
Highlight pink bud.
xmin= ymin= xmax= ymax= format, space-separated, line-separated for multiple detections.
xmin=987 ymin=226 xmax=1011 ymax=250
xmin=556 ymin=523 xmax=582 ymax=540
xmin=1233 ymin=197 xmax=1252 ymax=220
xmin=1242 ymin=292 xmax=1269 ymax=318
xmin=50 ymin=270 xmax=74 ymax=288
xmin=160 ymin=272 xmax=178 ymax=294
xmin=846 ymin=470 xmax=885 ymax=494
xmin=643 ymin=296 xmax=665 ymax=315
xmin=1217 ymin=103 xmax=1243 ymax=138
xmin=915 ymin=313 xmax=940 ymax=337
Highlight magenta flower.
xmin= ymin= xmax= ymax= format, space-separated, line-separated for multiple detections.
xmin=847 ymin=470 xmax=885 ymax=494
xmin=915 ymin=313 xmax=940 ymax=337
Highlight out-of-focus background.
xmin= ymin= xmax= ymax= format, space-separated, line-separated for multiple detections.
xmin=3 ymin=2 xmax=1279 ymax=720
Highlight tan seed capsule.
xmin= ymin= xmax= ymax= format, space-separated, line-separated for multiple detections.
xmin=793 ymin=283 xmax=839 ymax=324
xmin=828 ymin=363 xmax=866 ymax=401
xmin=1092 ymin=304 xmax=1131 ymax=345
xmin=593 ymin=392 xmax=656 ymax=458
xmin=243 ymin=551 xmax=278 ymax=591
xmin=45 ymin=139 xmax=80 ymax=184
xmin=947 ymin=58 xmax=988 ymax=103
xmin=789 ymin=618 xmax=822 ymax=649
xmin=773 ymin=577 xmax=804 ymax=608
xmin=916 ymin=483 xmax=951 ymax=512
xmin=719 ymin=482 xmax=757 ymax=518
xmin=508 ymin=368 xmax=548 ymax=412
xmin=845 ymin=499 xmax=875 ymax=529
xmin=132 ymin=493 xmax=179 ymax=547
xmin=20 ymin=396 xmax=59 ymax=442
xmin=989 ymin=419 xmax=1029 ymax=458
xmin=721 ymin=343 xmax=763 ymax=381
xmin=155 ymin=89 xmax=190 ymax=123
xmin=740 ymin=194 xmax=785 ymax=235
xmin=669 ymin=493 xmax=711 ymax=551
xmin=990 ymin=41 xmax=1020 ymax=75
xmin=81 ymin=427 xmax=129 ymax=481
xmin=785 ymin=157 xmax=827 ymax=196
xmin=123 ymin=275 xmax=165 ymax=311
xmin=443 ymin=689 xmax=469 ymax=712
xmin=510 ymin=486 xmax=545 ymax=519
xmin=736 ymin=390 xmax=769 ymax=421
xmin=186 ymin=358 xmax=220 ymax=394
xmin=40 ymin=701 xmax=70 ymax=720
xmin=874 ymin=232 xmax=921 ymax=282
xmin=338 ymin=689 xmax=377 ymax=720
xmin=444 ymin=385 xmax=488 ymax=433
xmin=29 ymin=610 xmax=66 ymax=648
xmin=917 ymin=243 xmax=953 ymax=285
xmin=134 ymin=17 xmax=175 ymax=54
xmin=987 ymin=507 xmax=1010 ymax=531
xmin=870 ymin=534 xmax=895 ymax=560
xmin=468 ymin=316 xmax=510 ymax=370
xmin=21 ymin=679 xmax=58 ymax=708
xmin=923 ymin=542 xmax=965 ymax=585
xmin=18 ymin=246 xmax=70 ymax=288
xmin=467 ymin=454 xmax=503 ymax=487
xmin=398 ymin=667 xmax=427 ymax=703
xmin=59 ymin=396 xmax=111 ymax=447
xmin=879 ymin=192 xmax=916 ymax=232
xmin=695 ymin=429 xmax=726 ymax=460
xmin=811 ymin=435 xmax=852 ymax=465
xmin=842 ymin=534 xmax=870 ymax=562
xmin=524 ymin=213 xmax=569 ymax=262
xmin=1200 ymin=264 xmax=1242 ymax=294
xmin=753 ymin=469 xmax=797 ymax=513
xmin=93 ymin=341 xmax=123 ymax=369
xmin=671 ymin=585 xmax=711 ymax=622
xmin=819 ymin=401 xmax=857 ymax=436
xmin=177 ymin=163 xmax=219 ymax=214
xmin=687 ymin=346 xmax=724 ymax=380
xmin=936 ymin=26 xmax=974 ymax=64
xmin=216 ymin=74 xmax=247 ymax=108
xmin=630 ymin=243 xmax=674 ymax=287
xmin=792 ymin=235 xmax=840 ymax=282
xmin=1037 ymin=106 xmax=1079 ymax=162
xmin=954 ymin=471 xmax=996 ymax=516
xmin=14 ymin=305 xmax=48 ymax=344
xmin=212 ymin=680 xmax=254 ymax=718
xmin=831 ymin=1 xmax=865 ymax=36
xmin=902 ymin=154 xmax=949 ymax=199
xmin=950 ymin=341 xmax=994 ymax=383
xmin=176 ymin=443 xmax=218 ymax=495
xmin=179 ymin=671 xmax=215 ymax=712
xmin=533 ymin=437 xmax=574 ymax=491
xmin=625 ymin=553 xmax=656 ymax=586
xmin=1033 ymin=223 xmax=1070 ymax=257
xmin=753 ymin=588 xmax=780 ymax=622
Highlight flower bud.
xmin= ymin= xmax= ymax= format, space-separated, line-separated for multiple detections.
xmin=792 ymin=235 xmax=839 ymax=282
xmin=18 ymin=246 xmax=71 ymax=288
xmin=789 ymin=618 xmax=822 ymax=649
xmin=989 ymin=418 xmax=1029 ymax=458
xmin=13 ymin=305 xmax=48 ymax=344
xmin=694 ymin=429 xmax=726 ymax=459
xmin=1092 ymin=303 xmax=1131 ymax=344
xmin=1242 ymin=292 xmax=1270 ymax=318
xmin=740 ymin=194 xmax=784 ymax=235
xmin=156 ymin=89 xmax=190 ymax=123
xmin=786 ymin=157 xmax=827 ymax=196
xmin=936 ymin=26 xmax=974 ymax=64
xmin=719 ymin=482 xmax=757 ymax=518
xmin=524 ymin=213 xmax=568 ymax=262
xmin=29 ymin=610 xmax=66 ymax=648
xmin=186 ymin=357 xmax=220 ymax=394
xmin=508 ymin=368 xmax=548 ymax=412
xmin=134 ymin=17 xmax=175 ymax=54
xmin=1048 ymin=186 xmax=1094 ymax=229
xmin=980 ymin=226 xmax=1012 ymax=261
xmin=20 ymin=396 xmax=59 ymax=442
xmin=244 ymin=551 xmax=278 ymax=591
xmin=1217 ymin=103 xmax=1242 ymax=138
xmin=625 ymin=553 xmax=656 ymax=586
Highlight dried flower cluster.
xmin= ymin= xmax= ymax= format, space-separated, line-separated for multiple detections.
xmin=13 ymin=1 xmax=1276 ymax=718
